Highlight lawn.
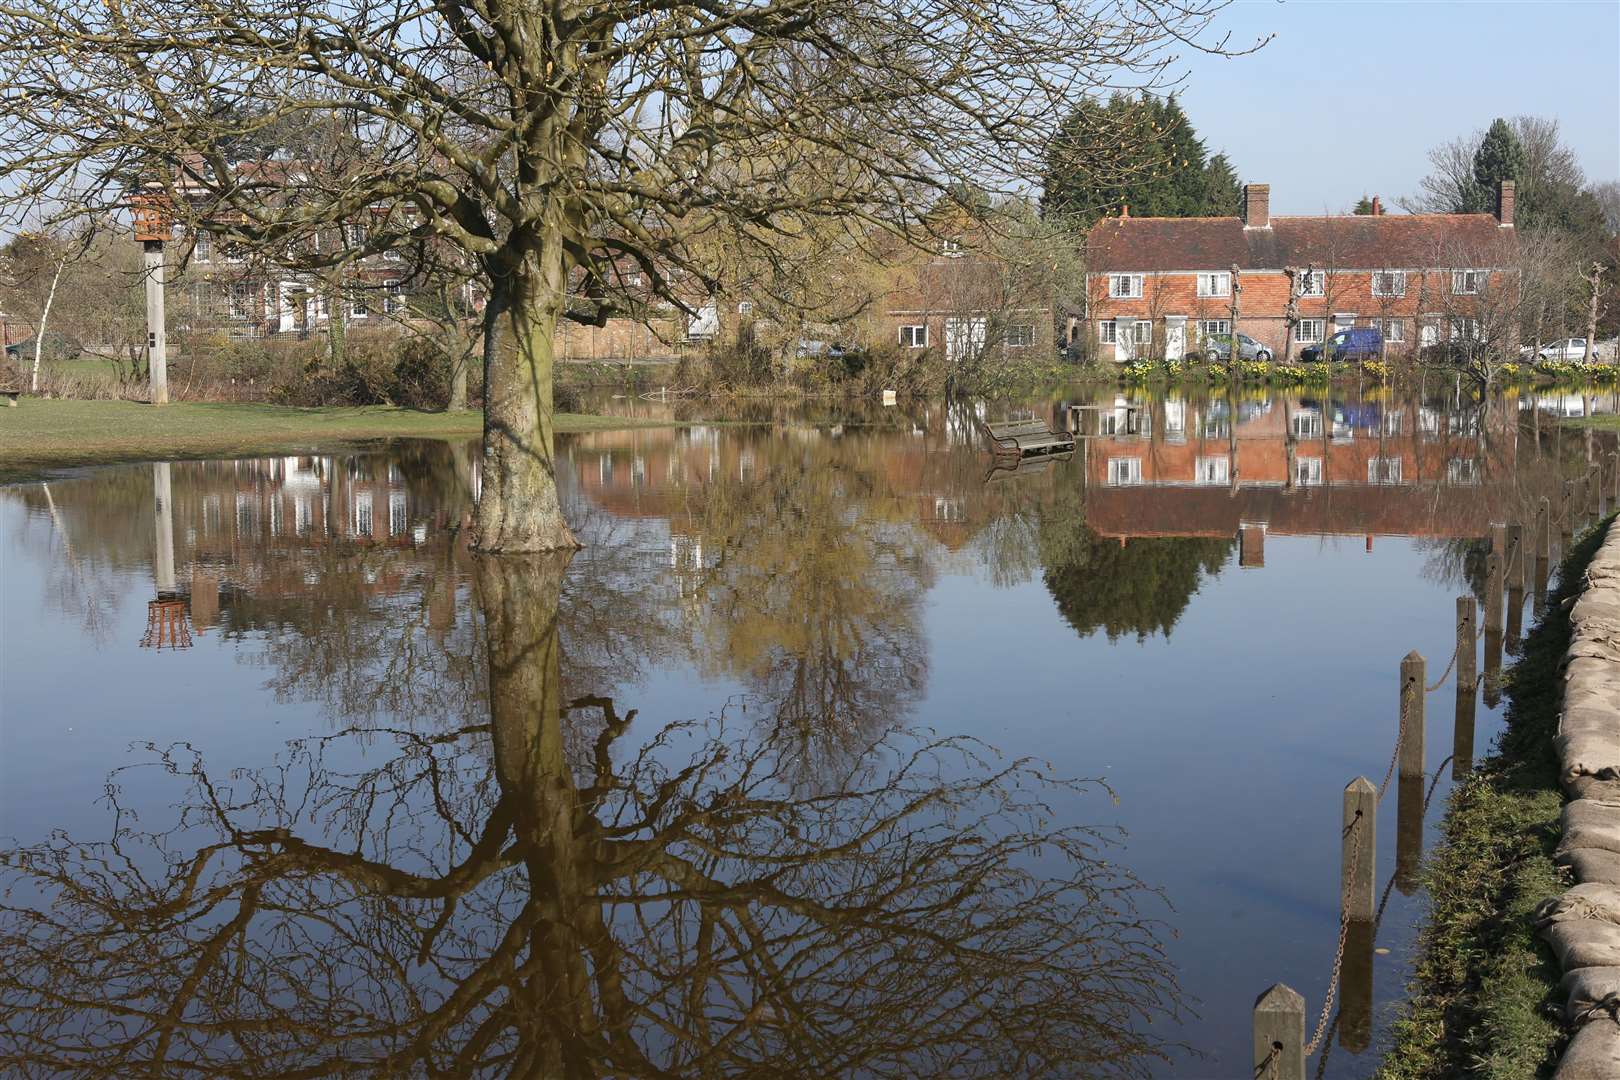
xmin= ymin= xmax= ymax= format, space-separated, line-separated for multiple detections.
xmin=0 ymin=398 xmax=675 ymax=478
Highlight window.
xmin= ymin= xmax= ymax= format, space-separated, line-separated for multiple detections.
xmin=941 ymin=237 xmax=963 ymax=258
xmin=1197 ymin=319 xmax=1230 ymax=339
xmin=1108 ymin=274 xmax=1143 ymax=299
xmin=1295 ymin=456 xmax=1324 ymax=486
xmin=227 ymin=282 xmax=254 ymax=321
xmin=1296 ymin=270 xmax=1325 ymax=297
xmin=1006 ymin=323 xmax=1035 ymax=348
xmin=626 ymin=272 xmax=644 ymax=286
xmin=737 ymin=301 xmax=754 ymax=316
xmin=1098 ymin=320 xmax=1118 ymax=344
xmin=1447 ymin=458 xmax=1480 ymax=485
xmin=1372 ymin=271 xmax=1406 ymax=297
xmin=631 ymin=456 xmax=646 ymax=487
xmin=899 ymin=324 xmax=928 ymax=348
xmin=1195 ymin=455 xmax=1230 ymax=485
xmin=344 ymin=222 xmax=366 ymax=248
xmin=1197 ymin=272 xmax=1231 ymax=298
xmin=1451 ymin=269 xmax=1482 ymax=295
xmin=598 ymin=454 xmax=612 ymax=485
xmin=1295 ymin=319 xmax=1324 ymax=344
xmin=351 ymin=295 xmax=369 ymax=318
xmin=295 ymin=496 xmax=312 ymax=536
xmin=1384 ymin=319 xmax=1406 ymax=343
xmin=1368 ymin=457 xmax=1402 ymax=485
xmin=1450 ymin=317 xmax=1479 ymax=340
xmin=1291 ymin=410 xmax=1323 ymax=439
xmin=353 ymin=492 xmax=374 ymax=537
xmin=388 ymin=491 xmax=407 ymax=536
xmin=193 ymin=230 xmax=211 ymax=263
xmin=1106 ymin=457 xmax=1143 ymax=486
xmin=383 ymin=281 xmax=403 ymax=316
xmin=1133 ymin=320 xmax=1152 ymax=345
xmin=933 ymin=496 xmax=966 ymax=522
xmin=223 ymin=242 xmax=246 ymax=264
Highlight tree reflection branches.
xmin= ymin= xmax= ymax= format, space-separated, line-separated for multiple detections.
xmin=0 ymin=556 xmax=1183 ymax=1077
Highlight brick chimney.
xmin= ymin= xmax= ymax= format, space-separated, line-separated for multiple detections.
xmin=1243 ymin=183 xmax=1270 ymax=229
xmin=1371 ymin=196 xmax=1382 ymax=216
xmin=1497 ymin=179 xmax=1515 ymax=227
xmin=1120 ymin=204 xmax=1129 ymax=218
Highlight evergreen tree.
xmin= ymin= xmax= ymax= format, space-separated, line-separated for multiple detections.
xmin=1467 ymin=118 xmax=1523 ymax=212
xmin=1352 ymin=195 xmax=1376 ymax=215
xmin=1203 ymin=153 xmax=1243 ymax=216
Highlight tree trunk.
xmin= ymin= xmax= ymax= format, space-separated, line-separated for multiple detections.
xmin=449 ymin=329 xmax=469 ymax=411
xmin=473 ymin=257 xmax=580 ymax=553
xmin=328 ymin=279 xmax=346 ymax=368
xmin=30 ymin=254 xmax=67 ymax=393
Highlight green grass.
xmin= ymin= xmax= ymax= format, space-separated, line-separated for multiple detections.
xmin=0 ymin=397 xmax=678 ymax=479
xmin=1379 ymin=519 xmax=1613 ymax=1080
xmin=1563 ymin=414 xmax=1620 ymax=431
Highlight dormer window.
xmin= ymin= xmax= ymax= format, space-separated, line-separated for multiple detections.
xmin=1108 ymin=274 xmax=1143 ymax=299
xmin=1295 ymin=270 xmax=1325 ymax=297
xmin=1372 ymin=271 xmax=1406 ymax=297
xmin=1451 ymin=269 xmax=1482 ymax=295
xmin=1196 ymin=272 xmax=1230 ymax=298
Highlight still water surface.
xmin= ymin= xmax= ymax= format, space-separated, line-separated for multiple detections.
xmin=1 ymin=388 xmax=1611 ymax=1077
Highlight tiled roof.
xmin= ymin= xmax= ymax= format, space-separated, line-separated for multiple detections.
xmin=1086 ymin=213 xmax=1514 ymax=272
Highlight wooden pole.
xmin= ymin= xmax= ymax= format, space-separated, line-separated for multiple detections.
xmin=1343 ymin=777 xmax=1376 ymax=923
xmin=1399 ymin=651 xmax=1425 ymax=780
xmin=1254 ymin=984 xmax=1305 ymax=1080
xmin=143 ymin=239 xmax=168 ymax=405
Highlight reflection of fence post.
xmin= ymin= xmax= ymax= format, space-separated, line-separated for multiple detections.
xmin=1490 ymin=523 xmax=1506 ymax=561
xmin=1590 ymin=463 xmax=1603 ymax=518
xmin=1455 ymin=597 xmax=1477 ymax=777
xmin=1396 ymin=772 xmax=1424 ymax=895
xmin=1562 ymin=481 xmax=1576 ymax=548
xmin=1254 ymin=985 xmax=1305 ymax=1080
xmin=1537 ymin=496 xmax=1552 ymax=563
xmin=1339 ymin=921 xmax=1374 ymax=1054
xmin=1400 ymin=652 xmax=1425 ymax=780
xmin=1343 ymin=777 xmax=1376 ymax=922
xmin=1505 ymin=523 xmax=1524 ymax=584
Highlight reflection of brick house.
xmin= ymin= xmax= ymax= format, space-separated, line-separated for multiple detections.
xmin=879 ymin=233 xmax=1057 ymax=362
xmin=1085 ymin=182 xmax=1517 ymax=362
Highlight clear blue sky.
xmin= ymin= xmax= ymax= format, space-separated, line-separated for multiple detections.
xmin=1170 ymin=0 xmax=1620 ymax=214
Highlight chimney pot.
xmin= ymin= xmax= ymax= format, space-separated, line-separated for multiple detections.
xmin=1497 ymin=179 xmax=1515 ymax=227
xmin=1371 ymin=196 xmax=1382 ymax=216
xmin=1243 ymin=183 xmax=1270 ymax=229
xmin=1121 ymin=204 xmax=1129 ymax=218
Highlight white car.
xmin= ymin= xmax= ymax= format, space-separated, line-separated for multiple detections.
xmin=1536 ymin=338 xmax=1590 ymax=362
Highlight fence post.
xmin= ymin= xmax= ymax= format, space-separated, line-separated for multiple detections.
xmin=1254 ymin=984 xmax=1306 ymax=1080
xmin=1455 ymin=597 xmax=1477 ymax=778
xmin=1484 ymin=553 xmax=1504 ymax=636
xmin=1343 ymin=777 xmax=1376 ymax=922
xmin=1399 ymin=651 xmax=1425 ymax=780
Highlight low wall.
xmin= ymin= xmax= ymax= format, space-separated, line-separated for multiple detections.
xmin=1538 ymin=518 xmax=1620 ymax=1078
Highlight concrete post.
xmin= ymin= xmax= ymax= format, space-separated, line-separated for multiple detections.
xmin=1484 ymin=552 xmax=1504 ymax=636
xmin=1343 ymin=777 xmax=1376 ymax=923
xmin=1254 ymin=984 xmax=1305 ymax=1080
xmin=143 ymin=240 xmax=168 ymax=405
xmin=1456 ymin=596 xmax=1478 ymax=778
xmin=1399 ymin=651 xmax=1425 ymax=780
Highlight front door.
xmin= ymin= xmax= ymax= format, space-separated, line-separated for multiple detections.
xmin=1164 ymin=318 xmax=1186 ymax=361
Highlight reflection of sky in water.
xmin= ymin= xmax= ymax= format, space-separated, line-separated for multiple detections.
xmin=1 ymin=391 xmax=1609 ymax=1077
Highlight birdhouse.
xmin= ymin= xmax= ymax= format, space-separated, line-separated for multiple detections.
xmin=130 ymin=192 xmax=172 ymax=243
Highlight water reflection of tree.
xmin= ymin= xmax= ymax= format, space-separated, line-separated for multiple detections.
xmin=0 ymin=555 xmax=1183 ymax=1078
xmin=681 ymin=433 xmax=934 ymax=765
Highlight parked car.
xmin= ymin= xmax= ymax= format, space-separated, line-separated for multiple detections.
xmin=4 ymin=331 xmax=82 ymax=362
xmin=1195 ymin=333 xmax=1272 ymax=363
xmin=1532 ymin=338 xmax=1590 ymax=363
xmin=1300 ymin=327 xmax=1382 ymax=363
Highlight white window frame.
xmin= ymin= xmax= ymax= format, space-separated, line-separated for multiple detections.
xmin=1108 ymin=274 xmax=1144 ymax=299
xmin=1446 ymin=458 xmax=1480 ymax=486
xmin=1295 ymin=319 xmax=1325 ymax=344
xmin=227 ymin=282 xmax=254 ymax=321
xmin=1295 ymin=456 xmax=1324 ymax=486
xmin=737 ymin=301 xmax=754 ymax=316
xmin=388 ymin=491 xmax=407 ymax=537
xmin=1372 ymin=270 xmax=1406 ymax=298
xmin=1196 ymin=272 xmax=1231 ymax=298
xmin=1368 ymin=457 xmax=1402 ymax=485
xmin=1195 ymin=455 xmax=1230 ymax=485
xmin=899 ymin=324 xmax=927 ymax=348
xmin=1450 ymin=316 xmax=1479 ymax=341
xmin=1197 ymin=319 xmax=1230 ymax=340
xmin=1296 ymin=270 xmax=1325 ymax=297
xmin=1106 ymin=457 xmax=1143 ymax=486
xmin=941 ymin=237 xmax=963 ymax=258
xmin=350 ymin=293 xmax=369 ymax=319
xmin=353 ymin=491 xmax=374 ymax=537
xmin=1291 ymin=411 xmax=1324 ymax=439
xmin=1384 ymin=319 xmax=1406 ymax=343
xmin=1133 ymin=320 xmax=1153 ymax=346
xmin=1451 ymin=269 xmax=1482 ymax=295
xmin=382 ymin=280 xmax=403 ymax=316
xmin=1006 ymin=323 xmax=1035 ymax=348
xmin=1098 ymin=320 xmax=1118 ymax=344
xmin=193 ymin=229 xmax=211 ymax=264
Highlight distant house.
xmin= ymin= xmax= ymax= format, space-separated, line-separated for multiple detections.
xmin=1084 ymin=181 xmax=1518 ymax=362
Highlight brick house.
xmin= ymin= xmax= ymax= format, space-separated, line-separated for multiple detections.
xmin=1084 ymin=181 xmax=1518 ymax=362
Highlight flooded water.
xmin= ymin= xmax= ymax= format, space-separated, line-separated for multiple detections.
xmin=1 ymin=386 xmax=1612 ymax=1078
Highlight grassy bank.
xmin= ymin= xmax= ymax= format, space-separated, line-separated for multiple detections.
xmin=1379 ymin=518 xmax=1612 ymax=1080
xmin=0 ymin=398 xmax=676 ymax=478
xmin=1564 ymin=414 xmax=1620 ymax=432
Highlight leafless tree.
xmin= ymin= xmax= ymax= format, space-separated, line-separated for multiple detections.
xmin=0 ymin=0 xmax=1252 ymax=552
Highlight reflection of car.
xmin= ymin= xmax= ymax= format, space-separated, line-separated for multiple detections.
xmin=4 ymin=332 xmax=82 ymax=362
xmin=1300 ymin=327 xmax=1381 ymax=363
xmin=1196 ymin=333 xmax=1272 ymax=362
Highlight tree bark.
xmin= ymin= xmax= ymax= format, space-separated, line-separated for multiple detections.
xmin=30 ymin=254 xmax=67 ymax=393
xmin=473 ymin=254 xmax=580 ymax=552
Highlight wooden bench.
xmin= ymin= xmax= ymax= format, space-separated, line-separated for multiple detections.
xmin=977 ymin=417 xmax=1076 ymax=457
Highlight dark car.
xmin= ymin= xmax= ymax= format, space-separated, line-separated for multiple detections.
xmin=1300 ymin=327 xmax=1381 ymax=363
xmin=1196 ymin=332 xmax=1272 ymax=363
xmin=4 ymin=331 xmax=82 ymax=362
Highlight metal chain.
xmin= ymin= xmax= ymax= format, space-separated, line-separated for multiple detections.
xmin=1425 ymin=635 xmax=1463 ymax=692
xmin=1376 ymin=683 xmax=1413 ymax=803
xmin=1302 ymin=811 xmax=1364 ymax=1056
xmin=1255 ymin=1044 xmax=1280 ymax=1080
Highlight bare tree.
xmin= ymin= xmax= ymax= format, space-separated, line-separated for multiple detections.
xmin=1580 ymin=260 xmax=1607 ymax=360
xmin=0 ymin=0 xmax=1251 ymax=551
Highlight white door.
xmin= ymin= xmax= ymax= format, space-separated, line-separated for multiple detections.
xmin=945 ymin=317 xmax=987 ymax=363
xmin=278 ymin=282 xmax=301 ymax=334
xmin=1164 ymin=318 xmax=1186 ymax=361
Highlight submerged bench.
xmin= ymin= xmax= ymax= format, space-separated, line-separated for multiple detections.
xmin=978 ymin=417 xmax=1076 ymax=458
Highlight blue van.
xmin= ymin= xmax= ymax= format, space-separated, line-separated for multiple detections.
xmin=1301 ymin=326 xmax=1382 ymax=363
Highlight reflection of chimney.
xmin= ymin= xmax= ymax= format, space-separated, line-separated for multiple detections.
xmin=1497 ymin=179 xmax=1515 ymax=227
xmin=1120 ymin=204 xmax=1129 ymax=218
xmin=1366 ymin=535 xmax=1374 ymax=553
xmin=1239 ymin=523 xmax=1266 ymax=568
xmin=1242 ymin=183 xmax=1270 ymax=229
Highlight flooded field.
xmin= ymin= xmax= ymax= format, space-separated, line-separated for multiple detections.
xmin=2 ymin=387 xmax=1613 ymax=1077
